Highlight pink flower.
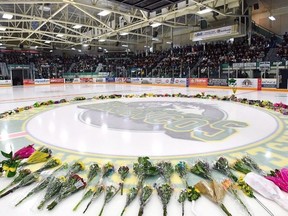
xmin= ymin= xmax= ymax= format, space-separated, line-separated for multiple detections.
xmin=266 ymin=168 xmax=288 ymax=193
xmin=13 ymin=144 xmax=35 ymax=160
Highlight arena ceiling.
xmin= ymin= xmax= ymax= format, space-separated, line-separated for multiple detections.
xmin=0 ymin=0 xmax=245 ymax=51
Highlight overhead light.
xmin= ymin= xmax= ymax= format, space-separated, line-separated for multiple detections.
xmin=150 ymin=22 xmax=161 ymax=28
xmin=197 ymin=8 xmax=212 ymax=14
xmin=34 ymin=46 xmax=38 ymax=49
xmin=269 ymin=16 xmax=276 ymax=21
xmin=56 ymin=34 xmax=64 ymax=37
xmin=45 ymin=40 xmax=51 ymax=44
xmin=0 ymin=46 xmax=6 ymax=49
xmin=98 ymin=10 xmax=111 ymax=16
xmin=152 ymin=37 xmax=159 ymax=41
xmin=71 ymin=47 xmax=75 ymax=50
xmin=99 ymin=39 xmax=106 ymax=42
xmin=166 ymin=41 xmax=172 ymax=44
xmin=0 ymin=26 xmax=7 ymax=31
xmin=2 ymin=13 xmax=13 ymax=20
xmin=49 ymin=50 xmax=53 ymax=52
xmin=83 ymin=44 xmax=89 ymax=47
xmin=0 ymin=43 xmax=2 ymax=46
xmin=122 ymin=44 xmax=128 ymax=47
xmin=98 ymin=47 xmax=102 ymax=49
xmin=78 ymin=49 xmax=82 ymax=52
xmin=38 ymin=5 xmax=51 ymax=12
xmin=120 ymin=32 xmax=129 ymax=36
xmin=73 ymin=24 xmax=82 ymax=29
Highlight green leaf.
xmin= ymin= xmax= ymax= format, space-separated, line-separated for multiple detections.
xmin=1 ymin=151 xmax=12 ymax=159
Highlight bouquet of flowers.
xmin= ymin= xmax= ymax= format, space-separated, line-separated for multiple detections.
xmin=47 ymin=174 xmax=86 ymax=210
xmin=237 ymin=176 xmax=274 ymax=215
xmin=16 ymin=163 xmax=68 ymax=206
xmin=245 ymin=172 xmax=288 ymax=213
xmin=266 ymin=168 xmax=288 ymax=192
xmin=232 ymin=160 xmax=252 ymax=174
xmin=191 ymin=160 xmax=213 ymax=180
xmin=138 ymin=185 xmax=153 ymax=216
xmin=0 ymin=172 xmax=40 ymax=199
xmin=156 ymin=183 xmax=174 ymax=216
xmin=37 ymin=176 xmax=66 ymax=209
xmin=34 ymin=158 xmax=62 ymax=173
xmin=87 ymin=163 xmax=101 ymax=184
xmin=66 ymin=161 xmax=85 ymax=176
xmin=82 ymin=185 xmax=104 ymax=213
xmin=178 ymin=190 xmax=187 ymax=216
xmin=241 ymin=156 xmax=266 ymax=175
xmin=0 ymin=169 xmax=31 ymax=194
xmin=157 ymin=161 xmax=174 ymax=183
xmin=222 ymin=179 xmax=252 ymax=216
xmin=72 ymin=163 xmax=101 ymax=211
xmin=13 ymin=144 xmax=35 ymax=160
xmin=120 ymin=187 xmax=138 ymax=216
xmin=98 ymin=185 xmax=120 ymax=216
xmin=82 ymin=162 xmax=115 ymax=213
xmin=133 ymin=157 xmax=159 ymax=189
xmin=175 ymin=161 xmax=189 ymax=187
xmin=213 ymin=157 xmax=238 ymax=182
xmin=195 ymin=180 xmax=232 ymax=216
xmin=118 ymin=166 xmax=130 ymax=195
xmin=19 ymin=146 xmax=52 ymax=167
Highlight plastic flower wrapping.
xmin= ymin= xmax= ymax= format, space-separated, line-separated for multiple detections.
xmin=138 ymin=185 xmax=153 ymax=216
xmin=120 ymin=187 xmax=138 ymax=216
xmin=13 ymin=144 xmax=35 ymax=160
xmin=175 ymin=161 xmax=189 ymax=187
xmin=191 ymin=160 xmax=213 ymax=180
xmin=98 ymin=185 xmax=120 ymax=216
xmin=157 ymin=161 xmax=174 ymax=183
xmin=245 ymin=172 xmax=288 ymax=212
xmin=156 ymin=183 xmax=174 ymax=216
xmin=118 ymin=165 xmax=130 ymax=195
xmin=195 ymin=180 xmax=232 ymax=216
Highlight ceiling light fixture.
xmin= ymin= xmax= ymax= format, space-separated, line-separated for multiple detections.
xmin=2 ymin=13 xmax=13 ymax=20
xmin=150 ymin=22 xmax=161 ymax=28
xmin=71 ymin=47 xmax=75 ymax=50
xmin=0 ymin=26 xmax=7 ymax=31
xmin=45 ymin=40 xmax=51 ymax=44
xmin=56 ymin=34 xmax=64 ymax=37
xmin=120 ymin=32 xmax=129 ymax=36
xmin=122 ymin=44 xmax=128 ymax=47
xmin=73 ymin=24 xmax=82 ymax=29
xmin=197 ymin=8 xmax=212 ymax=14
xmin=83 ymin=44 xmax=89 ymax=47
xmin=98 ymin=10 xmax=111 ymax=16
xmin=99 ymin=39 xmax=106 ymax=42
xmin=38 ymin=5 xmax=51 ymax=12
xmin=268 ymin=16 xmax=276 ymax=21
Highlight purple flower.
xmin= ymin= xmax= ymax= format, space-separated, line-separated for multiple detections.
xmin=13 ymin=144 xmax=35 ymax=160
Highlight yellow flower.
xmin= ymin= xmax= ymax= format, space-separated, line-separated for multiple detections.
xmin=2 ymin=164 xmax=9 ymax=171
xmin=53 ymin=158 xmax=62 ymax=165
xmin=76 ymin=161 xmax=85 ymax=171
xmin=195 ymin=188 xmax=200 ymax=194
xmin=59 ymin=176 xmax=66 ymax=182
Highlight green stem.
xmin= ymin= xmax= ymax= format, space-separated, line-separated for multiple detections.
xmin=83 ymin=199 xmax=92 ymax=214
xmin=47 ymin=200 xmax=58 ymax=210
xmin=253 ymin=196 xmax=274 ymax=216
xmin=120 ymin=207 xmax=126 ymax=216
xmin=73 ymin=198 xmax=85 ymax=211
xmin=120 ymin=182 xmax=124 ymax=195
xmin=0 ymin=184 xmax=12 ymax=195
xmin=0 ymin=185 xmax=20 ymax=199
xmin=232 ymin=191 xmax=252 ymax=216
xmin=98 ymin=203 xmax=106 ymax=216
xmin=138 ymin=206 xmax=144 ymax=216
xmin=15 ymin=192 xmax=33 ymax=206
xmin=163 ymin=206 xmax=167 ymax=216
xmin=38 ymin=200 xmax=46 ymax=210
xmin=182 ymin=202 xmax=185 ymax=216
xmin=220 ymin=203 xmax=232 ymax=216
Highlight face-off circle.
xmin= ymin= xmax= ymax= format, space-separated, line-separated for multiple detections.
xmin=26 ymin=97 xmax=278 ymax=156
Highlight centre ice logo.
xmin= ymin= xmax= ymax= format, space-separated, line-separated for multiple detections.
xmin=78 ymin=101 xmax=248 ymax=142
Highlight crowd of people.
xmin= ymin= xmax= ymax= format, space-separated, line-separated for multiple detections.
xmin=0 ymin=33 xmax=286 ymax=79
